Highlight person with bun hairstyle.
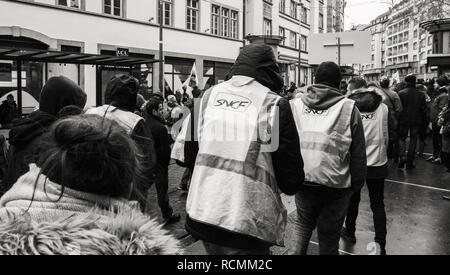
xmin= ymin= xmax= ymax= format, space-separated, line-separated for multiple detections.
xmin=0 ymin=115 xmax=180 ymax=255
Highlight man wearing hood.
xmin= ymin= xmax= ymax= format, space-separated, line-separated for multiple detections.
xmin=290 ymin=62 xmax=367 ymax=255
xmin=342 ymin=88 xmax=392 ymax=255
xmin=85 ymin=74 xmax=157 ymax=212
xmin=184 ymin=44 xmax=305 ymax=255
xmin=5 ymin=76 xmax=87 ymax=190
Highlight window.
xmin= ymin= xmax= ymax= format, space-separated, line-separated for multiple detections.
xmin=372 ymin=54 xmax=375 ymax=61
xmin=300 ymin=35 xmax=307 ymax=51
xmin=319 ymin=13 xmax=324 ymax=31
xmin=104 ymin=0 xmax=122 ymax=17
xmin=301 ymin=6 xmax=308 ymax=24
xmin=186 ymin=0 xmax=199 ymax=31
xmin=211 ymin=5 xmax=239 ymax=39
xmin=159 ymin=0 xmax=173 ymax=26
xmin=414 ymin=29 xmax=418 ymax=38
xmin=290 ymin=31 xmax=297 ymax=48
xmin=290 ymin=0 xmax=298 ymax=19
xmin=263 ymin=18 xmax=272 ymax=36
xmin=279 ymin=27 xmax=286 ymax=46
xmin=58 ymin=0 xmax=80 ymax=8
xmin=413 ymin=42 xmax=417 ymax=50
xmin=279 ymin=0 xmax=286 ymax=14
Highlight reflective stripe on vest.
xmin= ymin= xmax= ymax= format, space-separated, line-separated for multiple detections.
xmin=291 ymin=97 xmax=354 ymax=189
xmin=187 ymin=77 xmax=286 ymax=246
xmin=85 ymin=105 xmax=143 ymax=136
xmin=361 ymin=104 xmax=389 ymax=167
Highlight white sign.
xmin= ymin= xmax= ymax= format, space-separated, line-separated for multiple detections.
xmin=308 ymin=31 xmax=372 ymax=65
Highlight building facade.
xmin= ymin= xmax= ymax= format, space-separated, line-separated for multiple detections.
xmin=0 ymin=0 xmax=340 ymax=112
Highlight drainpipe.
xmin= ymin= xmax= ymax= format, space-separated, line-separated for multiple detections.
xmin=243 ymin=0 xmax=247 ymax=47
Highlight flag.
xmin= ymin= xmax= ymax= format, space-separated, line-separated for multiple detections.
xmin=182 ymin=63 xmax=199 ymax=98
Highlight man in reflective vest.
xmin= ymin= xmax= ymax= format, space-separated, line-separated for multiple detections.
xmin=290 ymin=62 xmax=367 ymax=255
xmin=85 ymin=74 xmax=159 ymax=213
xmin=342 ymin=87 xmax=392 ymax=255
xmin=184 ymin=44 xmax=305 ymax=255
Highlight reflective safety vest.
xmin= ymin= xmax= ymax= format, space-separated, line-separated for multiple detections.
xmin=186 ymin=76 xmax=287 ymax=246
xmin=85 ymin=105 xmax=143 ymax=136
xmin=360 ymin=104 xmax=389 ymax=167
xmin=290 ymin=97 xmax=355 ymax=189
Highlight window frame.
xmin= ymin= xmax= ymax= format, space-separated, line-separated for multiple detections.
xmin=186 ymin=0 xmax=200 ymax=31
xmin=103 ymin=0 xmax=124 ymax=18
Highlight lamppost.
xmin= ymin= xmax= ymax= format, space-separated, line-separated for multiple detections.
xmin=298 ymin=1 xmax=304 ymax=87
xmin=159 ymin=0 xmax=165 ymax=99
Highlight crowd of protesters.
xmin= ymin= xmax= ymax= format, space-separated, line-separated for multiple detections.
xmin=0 ymin=43 xmax=449 ymax=255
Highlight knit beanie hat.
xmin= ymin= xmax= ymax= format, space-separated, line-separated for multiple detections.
xmin=315 ymin=62 xmax=342 ymax=89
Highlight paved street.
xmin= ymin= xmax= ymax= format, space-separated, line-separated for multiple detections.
xmin=149 ymin=147 xmax=450 ymax=255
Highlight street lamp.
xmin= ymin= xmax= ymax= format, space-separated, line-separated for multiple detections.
xmin=298 ymin=1 xmax=304 ymax=87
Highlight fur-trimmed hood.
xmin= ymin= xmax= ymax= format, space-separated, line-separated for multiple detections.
xmin=0 ymin=165 xmax=181 ymax=255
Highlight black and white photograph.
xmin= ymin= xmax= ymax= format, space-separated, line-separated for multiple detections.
xmin=0 ymin=0 xmax=449 ymax=260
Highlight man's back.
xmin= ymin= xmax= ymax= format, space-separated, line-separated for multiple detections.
xmin=398 ymin=86 xmax=427 ymax=127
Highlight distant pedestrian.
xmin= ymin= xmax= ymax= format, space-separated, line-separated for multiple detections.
xmin=85 ymin=74 xmax=156 ymax=209
xmin=5 ymin=76 xmax=86 ymax=191
xmin=290 ymin=62 xmax=367 ymax=255
xmin=379 ymin=77 xmax=403 ymax=162
xmin=429 ymin=77 xmax=449 ymax=164
xmin=0 ymin=115 xmax=180 ymax=255
xmin=342 ymin=88 xmax=392 ymax=255
xmin=346 ymin=77 xmax=368 ymax=97
xmin=143 ymin=97 xmax=181 ymax=224
xmin=0 ymin=94 xmax=18 ymax=127
xmin=185 ymin=44 xmax=305 ymax=255
xmin=397 ymin=75 xmax=427 ymax=169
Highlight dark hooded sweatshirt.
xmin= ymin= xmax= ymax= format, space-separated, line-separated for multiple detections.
xmin=302 ymin=84 xmax=367 ymax=189
xmin=5 ymin=76 xmax=87 ymax=190
xmin=184 ymin=44 xmax=305 ymax=250
xmin=349 ymin=90 xmax=394 ymax=179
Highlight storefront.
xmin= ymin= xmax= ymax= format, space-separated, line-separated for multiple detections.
xmin=0 ymin=36 xmax=158 ymax=128
xmin=421 ymin=19 xmax=450 ymax=77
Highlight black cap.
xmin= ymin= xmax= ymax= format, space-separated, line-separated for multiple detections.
xmin=315 ymin=62 xmax=342 ymax=89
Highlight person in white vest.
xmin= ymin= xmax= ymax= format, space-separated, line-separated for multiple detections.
xmin=290 ymin=62 xmax=367 ymax=255
xmin=85 ymin=74 xmax=156 ymax=211
xmin=184 ymin=44 xmax=305 ymax=255
xmin=341 ymin=88 xmax=393 ymax=256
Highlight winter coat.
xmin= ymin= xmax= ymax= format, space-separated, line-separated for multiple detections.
xmin=0 ymin=164 xmax=180 ymax=255
xmin=398 ymin=86 xmax=428 ymax=127
xmin=349 ymin=90 xmax=394 ymax=179
xmin=431 ymin=92 xmax=449 ymax=124
xmin=438 ymin=105 xmax=450 ymax=153
xmin=303 ymin=84 xmax=367 ymax=189
xmin=185 ymin=43 xmax=304 ymax=250
xmin=5 ymin=111 xmax=57 ymax=190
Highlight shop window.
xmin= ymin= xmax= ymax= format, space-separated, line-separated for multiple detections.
xmin=203 ymin=61 xmax=233 ymax=90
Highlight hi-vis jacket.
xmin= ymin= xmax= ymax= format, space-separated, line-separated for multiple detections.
xmin=290 ymin=97 xmax=355 ymax=189
xmin=85 ymin=105 xmax=143 ymax=136
xmin=360 ymin=104 xmax=389 ymax=167
xmin=186 ymin=76 xmax=287 ymax=246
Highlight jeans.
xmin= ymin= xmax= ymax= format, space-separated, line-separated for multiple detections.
xmin=432 ymin=123 xmax=443 ymax=159
xmin=345 ymin=178 xmax=387 ymax=248
xmin=202 ymin=241 xmax=271 ymax=255
xmin=137 ymin=165 xmax=173 ymax=218
xmin=399 ymin=125 xmax=420 ymax=165
xmin=292 ymin=185 xmax=353 ymax=255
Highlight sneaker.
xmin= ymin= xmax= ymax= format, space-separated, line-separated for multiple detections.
xmin=163 ymin=213 xmax=181 ymax=225
xmin=432 ymin=158 xmax=442 ymax=164
xmin=398 ymin=160 xmax=406 ymax=169
xmin=341 ymin=227 xmax=356 ymax=243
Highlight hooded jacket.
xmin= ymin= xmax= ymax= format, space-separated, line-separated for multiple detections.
xmin=349 ymin=89 xmax=393 ymax=179
xmin=5 ymin=77 xmax=87 ymax=190
xmin=398 ymin=85 xmax=427 ymax=127
xmin=184 ymin=44 xmax=304 ymax=250
xmin=301 ymin=84 xmax=367 ymax=189
xmin=0 ymin=165 xmax=180 ymax=255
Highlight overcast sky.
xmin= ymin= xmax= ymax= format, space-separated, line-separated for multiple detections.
xmin=344 ymin=0 xmax=394 ymax=30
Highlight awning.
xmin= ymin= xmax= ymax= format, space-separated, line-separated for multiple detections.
xmin=427 ymin=54 xmax=450 ymax=67
xmin=0 ymin=46 xmax=160 ymax=66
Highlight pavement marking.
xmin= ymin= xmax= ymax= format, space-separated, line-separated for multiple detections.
xmin=309 ymin=241 xmax=356 ymax=255
xmin=386 ymin=179 xmax=450 ymax=193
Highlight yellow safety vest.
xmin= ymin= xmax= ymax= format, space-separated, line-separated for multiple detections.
xmin=361 ymin=104 xmax=389 ymax=167
xmin=85 ymin=105 xmax=143 ymax=136
xmin=187 ymin=76 xmax=287 ymax=246
xmin=290 ymin=97 xmax=355 ymax=189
